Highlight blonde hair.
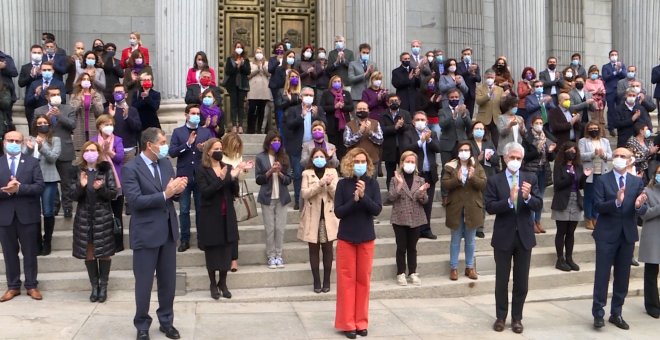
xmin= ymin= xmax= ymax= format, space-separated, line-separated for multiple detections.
xmin=284 ymin=69 xmax=301 ymax=94
xmin=370 ymin=71 xmax=383 ymax=85
xmin=328 ymin=75 xmax=342 ymax=90
xmin=311 ymin=120 xmax=326 ymax=131
xmin=95 ymin=114 xmax=114 ymax=130
xmin=340 ymin=147 xmax=374 ymax=178
xmin=130 ymin=32 xmax=142 ymax=45
xmin=221 ymin=132 xmax=243 ymax=159
xmin=398 ymin=151 xmax=418 ymax=175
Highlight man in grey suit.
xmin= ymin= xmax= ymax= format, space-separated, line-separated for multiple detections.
xmin=568 ymin=76 xmax=597 ymax=131
xmin=348 ymin=43 xmax=377 ymax=105
xmin=34 ymin=86 xmax=76 ymax=219
xmin=122 ymin=127 xmax=187 ymax=340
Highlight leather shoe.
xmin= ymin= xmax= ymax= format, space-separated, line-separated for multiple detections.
xmin=159 ymin=325 xmax=181 ymax=339
xmin=177 ymin=241 xmax=190 ymax=253
xmin=0 ymin=289 xmax=20 ymax=302
xmin=647 ymin=309 xmax=660 ymax=319
xmin=608 ymin=315 xmax=629 ymax=330
xmin=632 ymin=258 xmax=640 ymax=266
xmin=26 ymin=288 xmax=42 ymax=300
xmin=493 ymin=319 xmax=505 ymax=332
xmin=465 ymin=268 xmax=478 ymax=280
xmin=136 ymin=330 xmax=150 ymax=340
xmin=511 ymin=319 xmax=524 ymax=334
xmin=356 ymin=329 xmax=368 ymax=336
xmin=593 ymin=317 xmax=605 ymax=328
xmin=420 ymin=232 xmax=437 ymax=240
xmin=449 ymin=268 xmax=458 ymax=281
xmin=344 ymin=331 xmax=357 ymax=339
xmin=476 ymin=231 xmax=485 ymax=238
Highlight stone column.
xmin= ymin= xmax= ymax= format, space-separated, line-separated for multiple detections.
xmin=34 ymin=0 xmax=70 ymax=53
xmin=446 ymin=0 xmax=494 ymax=69
xmin=0 ymin=0 xmax=36 ymax=101
xmin=549 ymin=0 xmax=585 ymax=69
xmin=494 ymin=0 xmax=547 ymax=81
xmin=352 ymin=0 xmax=406 ymax=91
xmin=612 ymin=0 xmax=660 ymax=86
xmin=582 ymin=0 xmax=612 ymax=69
xmin=317 ymin=0 xmax=346 ymax=51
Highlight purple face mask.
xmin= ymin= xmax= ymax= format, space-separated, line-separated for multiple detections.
xmin=271 ymin=141 xmax=281 ymax=153
xmin=289 ymin=76 xmax=299 ymax=86
xmin=312 ymin=130 xmax=324 ymax=140
xmin=332 ymin=82 xmax=342 ymax=90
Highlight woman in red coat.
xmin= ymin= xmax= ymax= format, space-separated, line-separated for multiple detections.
xmin=120 ymin=32 xmax=150 ymax=69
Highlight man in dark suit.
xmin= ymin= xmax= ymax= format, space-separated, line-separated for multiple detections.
xmin=35 ymin=86 xmax=76 ymax=220
xmin=456 ymin=48 xmax=481 ymax=117
xmin=591 ymin=147 xmax=648 ymax=330
xmin=107 ymin=83 xmax=142 ymax=165
xmin=380 ymin=94 xmax=412 ymax=193
xmin=0 ymin=50 xmax=19 ymax=123
xmin=525 ymin=80 xmax=556 ymax=128
xmin=602 ymin=50 xmax=626 ymax=135
xmin=41 ymin=32 xmax=67 ymax=55
xmin=612 ymin=88 xmax=654 ymax=148
xmin=548 ymin=92 xmax=582 ymax=148
xmin=24 ymin=62 xmax=66 ymax=134
xmin=184 ymin=69 xmax=222 ymax=105
xmin=122 ymin=128 xmax=187 ymax=340
xmin=652 ymin=61 xmax=660 ymax=127
xmin=168 ymin=104 xmax=215 ymax=252
xmin=485 ymin=141 xmax=543 ymax=334
xmin=402 ymin=111 xmax=441 ymax=239
xmin=327 ymin=35 xmax=354 ymax=86
xmin=42 ymin=40 xmax=68 ymax=82
xmin=538 ymin=57 xmax=563 ymax=106
xmin=18 ymin=45 xmax=45 ymax=91
xmin=0 ymin=131 xmax=45 ymax=302
xmin=284 ymin=87 xmax=327 ymax=210
xmin=391 ymin=52 xmax=421 ymax=113
xmin=438 ymin=89 xmax=472 ymax=201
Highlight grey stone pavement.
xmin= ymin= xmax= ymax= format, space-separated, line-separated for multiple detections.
xmin=0 ymin=288 xmax=658 ymax=340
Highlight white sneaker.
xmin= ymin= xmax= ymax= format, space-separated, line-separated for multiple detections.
xmin=409 ymin=273 xmax=421 ymax=286
xmin=396 ymin=273 xmax=408 ymax=286
xmin=267 ymin=257 xmax=277 ymax=269
xmin=275 ymin=257 xmax=285 ymax=268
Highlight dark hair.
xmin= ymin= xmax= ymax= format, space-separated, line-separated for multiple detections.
xmin=128 ymin=49 xmax=145 ymax=67
xmin=262 ymin=131 xmax=290 ymax=170
xmin=521 ymin=66 xmax=536 ymax=79
xmin=399 ymin=52 xmax=410 ymax=60
xmin=583 ymin=120 xmax=602 ymax=138
xmin=386 ymin=93 xmax=399 ymax=102
xmin=40 ymin=61 xmax=54 ymax=69
xmin=571 ymin=52 xmax=582 ymax=60
xmin=140 ymin=127 xmax=164 ymax=150
xmin=185 ymin=104 xmax=200 ymax=114
xmin=113 ymin=83 xmax=125 ymax=91
xmin=42 ymin=32 xmax=55 ymax=41
xmin=574 ymin=75 xmax=585 ymax=82
xmin=461 ymin=47 xmax=472 ymax=54
xmin=301 ymin=44 xmax=314 ymax=61
xmin=555 ymin=141 xmax=581 ymax=167
xmin=192 ymin=51 xmax=209 ymax=70
xmin=546 ymin=56 xmax=557 ymax=63
xmin=306 ymin=147 xmax=330 ymax=170
xmin=446 ymin=88 xmax=461 ymax=98
xmin=634 ymin=121 xmax=648 ymax=137
xmin=453 ymin=140 xmax=475 ymax=165
xmin=82 ymin=51 xmax=100 ymax=68
xmin=470 ymin=120 xmax=490 ymax=141
xmin=272 ymin=42 xmax=285 ymax=54
xmin=30 ymin=44 xmax=43 ymax=51
xmin=232 ymin=40 xmax=247 ymax=58
xmin=31 ymin=114 xmax=53 ymax=144
xmin=200 ymin=88 xmax=219 ymax=105
xmin=45 ymin=85 xmax=61 ymax=96
xmin=443 ymin=58 xmax=458 ymax=75
xmin=609 ymin=49 xmax=618 ymax=56
xmin=92 ymin=39 xmax=104 ymax=48
xmin=588 ymin=65 xmax=600 ymax=75
xmin=104 ymin=43 xmax=117 ymax=51
xmin=358 ymin=43 xmax=371 ymax=52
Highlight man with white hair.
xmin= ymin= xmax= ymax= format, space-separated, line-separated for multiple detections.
xmin=327 ymin=35 xmax=354 ymax=87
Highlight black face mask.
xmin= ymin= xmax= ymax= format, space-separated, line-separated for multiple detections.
xmin=588 ymin=130 xmax=599 ymax=138
xmin=94 ymin=45 xmax=104 ymax=52
xmin=389 ymin=103 xmax=400 ymax=110
xmin=401 ymin=60 xmax=410 ymax=68
xmin=565 ymin=152 xmax=576 ymax=161
xmin=356 ymin=111 xmax=369 ymax=119
xmin=548 ymin=64 xmax=556 ymax=71
xmin=575 ymin=82 xmax=584 ymax=90
xmin=212 ymin=151 xmax=223 ymax=162
xmin=36 ymin=125 xmax=50 ymax=134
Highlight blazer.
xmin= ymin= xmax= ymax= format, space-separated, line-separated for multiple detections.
xmin=475 ymin=84 xmax=504 ymax=125
xmin=320 ymin=89 xmax=353 ymax=135
xmin=184 ymin=85 xmax=223 ymax=105
xmin=224 ymin=57 xmax=251 ymax=92
xmin=25 ymin=78 xmax=66 ymax=109
xmin=283 ymin=104 xmax=327 ymax=157
xmin=593 ymin=171 xmax=647 ymax=244
xmin=438 ymin=74 xmax=469 ymax=107
xmin=0 ymin=154 xmax=44 ymax=227
xmin=42 ymin=53 xmax=68 ymax=81
xmin=327 ymin=48 xmax=355 ymax=84
xmin=470 ymin=138 xmax=499 ymax=176
xmin=388 ymin=173 xmax=429 ymax=228
xmin=300 ymin=140 xmax=340 ymax=169
xmin=568 ymin=88 xmax=596 ymax=123
xmin=121 ymin=154 xmax=179 ymax=250
xmin=120 ymin=45 xmax=150 ymax=69
xmin=34 ymin=104 xmax=76 ymax=161
xmin=551 ymin=163 xmax=587 ymax=211
xmin=496 ymin=113 xmax=525 ymax=155
xmin=601 ymin=62 xmax=626 ymax=99
xmin=186 ymin=67 xmax=217 ymax=87
xmin=548 ymin=107 xmax=581 ymax=148
xmin=254 ymin=151 xmax=292 ymax=206
xmin=456 ymin=61 xmax=481 ymax=100
xmin=539 ymin=69 xmax=564 ymax=96
xmin=131 ymin=89 xmax=161 ymax=130
xmin=652 ymin=64 xmax=660 ymax=100
xmin=347 ymin=60 xmax=377 ymax=102
xmin=25 ymin=136 xmax=61 ymax=182
xmin=391 ymin=65 xmax=421 ymax=113
xmin=525 ymin=93 xmax=556 ymax=121
xmin=442 ymin=159 xmax=487 ymax=229
xmin=578 ymin=137 xmax=612 ymax=182
xmin=401 ymin=128 xmax=441 ymax=183
xmin=267 ymin=57 xmax=289 ymax=90
xmin=380 ymin=109 xmax=412 ymax=162
xmin=18 ymin=62 xmax=40 ymax=89
xmin=168 ymin=125 xmax=215 ymax=178
xmin=196 ymin=165 xmax=240 ymax=247
xmin=90 ymin=134 xmax=125 ymax=181
xmin=70 ymin=91 xmax=104 ymax=150
xmin=0 ymin=51 xmax=18 ymax=101
xmin=334 ymin=176 xmax=382 ymax=244
xmin=298 ymin=168 xmax=340 ymax=243
xmin=485 ymin=170 xmax=543 ymax=251
xmin=639 ymin=185 xmax=660 ymax=263
xmin=439 ymin=106 xmax=471 ymax=152
xmin=110 ymin=105 xmax=142 ymax=148
xmin=612 ymin=102 xmax=653 ymax=147
xmin=102 ymin=57 xmax=124 ymax=102
xmin=616 ymin=78 xmax=643 ymax=104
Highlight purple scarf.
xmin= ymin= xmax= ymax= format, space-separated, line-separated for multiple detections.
xmin=331 ymin=88 xmax=347 ymax=130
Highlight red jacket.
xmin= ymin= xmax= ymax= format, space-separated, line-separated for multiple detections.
xmin=120 ymin=45 xmax=150 ymax=69
xmin=186 ymin=67 xmax=217 ymax=87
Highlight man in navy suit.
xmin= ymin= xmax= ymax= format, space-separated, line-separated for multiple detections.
xmin=122 ymin=128 xmax=187 ymax=340
xmin=0 ymin=131 xmax=45 ymax=302
xmin=42 ymin=40 xmax=68 ymax=82
xmin=0 ymin=50 xmax=19 ymax=123
xmin=485 ymin=141 xmax=543 ymax=334
xmin=592 ymin=147 xmax=648 ymax=330
xmin=24 ymin=62 xmax=66 ymax=134
xmin=602 ymin=50 xmax=626 ymax=135
xmin=456 ymin=47 xmax=481 ymax=117
xmin=525 ymin=80 xmax=556 ymax=128
xmin=168 ymin=104 xmax=214 ymax=252
xmin=391 ymin=52 xmax=421 ymax=113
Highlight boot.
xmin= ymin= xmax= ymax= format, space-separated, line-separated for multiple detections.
xmin=584 ymin=219 xmax=594 ymax=230
xmin=97 ymin=259 xmax=111 ymax=302
xmin=218 ymin=271 xmax=232 ymax=299
xmin=41 ymin=216 xmax=55 ymax=256
xmin=84 ymin=260 xmax=99 ymax=302
xmin=566 ymin=256 xmax=580 ymax=271
xmin=555 ymin=256 xmax=571 ymax=272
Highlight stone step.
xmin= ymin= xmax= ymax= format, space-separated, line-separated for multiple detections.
xmin=6 ymin=223 xmax=597 ymax=274
xmin=3 ymin=245 xmax=639 ymax=293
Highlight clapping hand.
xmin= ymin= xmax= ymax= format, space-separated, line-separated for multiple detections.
xmin=583 ymin=168 xmax=593 ymax=177
xmin=419 ymin=182 xmax=430 ymax=192
xmin=1 ymin=176 xmax=21 ymax=194
xmin=467 ymin=166 xmax=475 ymax=179
xmin=617 ymin=186 xmax=625 ymax=205
xmin=636 ymin=191 xmax=648 ymax=209
xmin=93 ymin=178 xmax=104 ymax=190
xmin=520 ymin=181 xmax=532 ymax=200
xmin=80 ymin=172 xmax=88 ymax=187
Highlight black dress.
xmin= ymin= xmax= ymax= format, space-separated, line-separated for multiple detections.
xmin=196 ymin=165 xmax=240 ymax=271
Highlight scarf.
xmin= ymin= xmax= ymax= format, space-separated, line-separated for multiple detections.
xmin=97 ymin=133 xmax=121 ymax=191
xmin=331 ymin=88 xmax=347 ymax=130
xmin=313 ymin=139 xmax=327 ymax=151
xmin=531 ymin=128 xmax=546 ymax=154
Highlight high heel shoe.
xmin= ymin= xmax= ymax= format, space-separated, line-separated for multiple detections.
xmin=218 ymin=285 xmax=232 ymax=299
xmin=210 ymin=283 xmax=220 ymax=300
xmin=321 ymin=286 xmax=330 ymax=293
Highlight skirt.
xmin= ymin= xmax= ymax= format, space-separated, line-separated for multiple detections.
xmin=318 ymin=218 xmax=329 ymax=244
xmin=551 ymin=192 xmax=584 ymax=222
xmin=204 ymin=243 xmax=234 ymax=271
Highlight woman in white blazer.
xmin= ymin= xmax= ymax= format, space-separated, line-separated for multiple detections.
xmin=578 ymin=121 xmax=612 ymax=230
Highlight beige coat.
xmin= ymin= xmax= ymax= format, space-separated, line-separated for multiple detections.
xmin=247 ymin=60 xmax=272 ymax=100
xmin=70 ymin=90 xmax=104 ymax=151
xmin=298 ymin=168 xmax=339 ymax=243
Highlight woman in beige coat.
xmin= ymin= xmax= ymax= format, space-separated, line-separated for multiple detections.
xmin=70 ymin=72 xmax=105 ymax=151
xmin=298 ymin=148 xmax=339 ymax=293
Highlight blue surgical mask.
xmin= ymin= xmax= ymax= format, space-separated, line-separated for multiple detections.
xmin=511 ymin=107 xmax=518 ymax=115
xmin=436 ymin=55 xmax=444 ymax=62
xmin=354 ymin=163 xmax=367 ymax=177
xmin=645 ymin=129 xmax=651 ymax=138
xmin=571 ymin=59 xmax=579 ymax=66
xmin=154 ymin=144 xmax=168 ymax=160
xmin=4 ymin=142 xmax=21 ymax=155
xmin=42 ymin=71 xmax=53 ymax=81
xmin=411 ymin=47 xmax=421 ymax=55
xmin=188 ymin=114 xmax=201 ymax=126
xmin=655 ymin=174 xmax=660 ymax=183
xmin=473 ymin=129 xmax=485 ymax=139
xmin=202 ymin=97 xmax=214 ymax=107
xmin=313 ymin=157 xmax=327 ymax=168
xmin=86 ymin=59 xmax=96 ymax=67
xmin=627 ymin=72 xmax=635 ymax=79
xmin=285 ymin=42 xmax=292 ymax=50
xmin=463 ymin=55 xmax=472 ymax=63
xmin=590 ymin=73 xmax=598 ymax=80
xmin=360 ymin=54 xmax=369 ymax=62
xmin=534 ymin=87 xmax=543 ymax=94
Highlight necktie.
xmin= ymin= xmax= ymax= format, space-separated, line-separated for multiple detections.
xmin=44 ymin=80 xmax=49 ymax=89
xmin=619 ymin=174 xmax=624 ymax=190
xmin=511 ymin=173 xmax=518 ymax=211
xmin=539 ymin=97 xmax=548 ymax=123
xmin=9 ymin=156 xmax=16 ymax=177
xmin=363 ymin=61 xmax=367 ymax=72
xmin=152 ymin=162 xmax=162 ymax=190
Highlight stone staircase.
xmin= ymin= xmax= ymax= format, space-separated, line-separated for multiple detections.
xmin=0 ymin=133 xmax=646 ymax=301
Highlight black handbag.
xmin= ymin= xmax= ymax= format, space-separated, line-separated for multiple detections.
xmin=113 ymin=215 xmax=124 ymax=252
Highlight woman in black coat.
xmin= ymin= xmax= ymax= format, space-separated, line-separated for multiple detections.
xmin=320 ymin=75 xmax=354 ymax=163
xmin=196 ymin=138 xmax=249 ymax=299
xmin=224 ymin=40 xmax=251 ymax=133
xmin=72 ymin=141 xmax=118 ymax=303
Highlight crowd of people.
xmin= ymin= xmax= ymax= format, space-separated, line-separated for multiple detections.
xmin=1 ymin=31 xmax=660 ymax=339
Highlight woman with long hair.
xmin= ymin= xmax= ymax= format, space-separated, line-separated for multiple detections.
xmin=578 ymin=121 xmax=612 ymax=230
xmin=247 ymin=47 xmax=272 ymax=134
xmin=186 ymin=51 xmax=217 ymax=87
xmin=225 ymin=40 xmax=251 ymax=133
xmin=639 ymin=164 xmax=660 ymax=318
xmin=70 ymin=72 xmax=104 ymax=151
xmin=200 ymin=87 xmax=224 ymax=137
xmin=298 ymin=148 xmax=339 ymax=293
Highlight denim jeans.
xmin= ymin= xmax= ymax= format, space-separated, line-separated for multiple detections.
xmin=450 ymin=211 xmax=477 ymax=269
xmin=583 ymin=174 xmax=600 ymax=220
xmin=290 ymin=153 xmax=302 ymax=205
xmin=41 ymin=182 xmax=58 ymax=217
xmin=533 ymin=168 xmax=547 ymax=223
xmin=178 ymin=177 xmax=201 ymax=242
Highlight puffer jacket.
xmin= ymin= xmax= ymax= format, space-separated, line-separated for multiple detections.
xmin=72 ymin=161 xmax=118 ymax=259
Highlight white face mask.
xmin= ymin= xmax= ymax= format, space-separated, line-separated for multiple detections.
xmin=303 ymin=51 xmax=312 ymax=59
xmin=403 ymin=163 xmax=416 ymax=174
xmin=415 ymin=121 xmax=427 ymax=131
xmin=533 ymin=124 xmax=543 ymax=133
xmin=565 ymin=72 xmax=573 ymax=78
xmin=101 ymin=125 xmax=114 ymax=135
xmin=610 ymin=55 xmax=618 ymax=63
xmin=302 ymin=95 xmax=314 ymax=105
xmin=458 ymin=151 xmax=470 ymax=161
xmin=448 ymin=65 xmax=457 ymax=73
xmin=317 ymin=52 xmax=326 ymax=59
xmin=49 ymin=95 xmax=62 ymax=106
xmin=427 ymin=56 xmax=434 ymax=63
xmin=196 ymin=60 xmax=205 ymax=68
xmin=255 ymin=53 xmax=264 ymax=60
xmin=507 ymin=159 xmax=522 ymax=173
xmin=612 ymin=157 xmax=628 ymax=171
xmin=626 ymin=96 xmax=636 ymax=105
xmin=235 ymin=48 xmax=243 ymax=55
xmin=31 ymin=53 xmax=43 ymax=62
xmin=485 ymin=78 xmax=495 ymax=86
xmin=373 ymin=80 xmax=382 ymax=87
